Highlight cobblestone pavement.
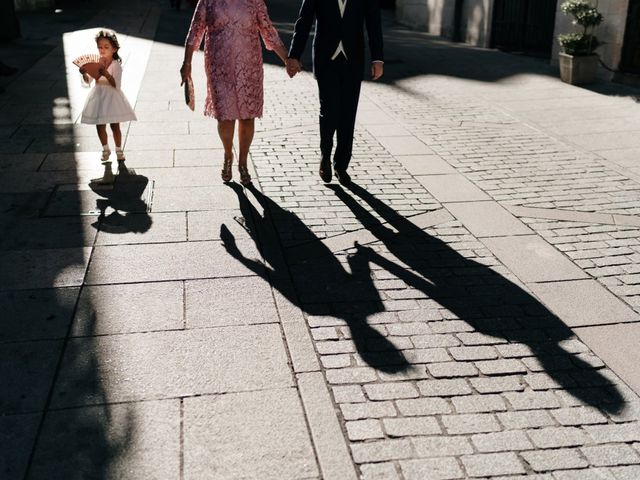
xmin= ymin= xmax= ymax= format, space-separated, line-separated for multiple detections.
xmin=2 ymin=0 xmax=640 ymax=478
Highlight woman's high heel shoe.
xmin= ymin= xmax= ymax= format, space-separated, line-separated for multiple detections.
xmin=238 ymin=165 xmax=252 ymax=186
xmin=221 ymin=155 xmax=233 ymax=182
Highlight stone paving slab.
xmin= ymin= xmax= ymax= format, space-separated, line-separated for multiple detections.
xmin=0 ymin=288 xmax=78 ymax=342
xmin=29 ymin=399 xmax=180 ymax=479
xmin=481 ymin=235 xmax=589 ymax=283
xmin=0 ymin=247 xmax=91 ymax=290
xmin=52 ymin=324 xmax=292 ymax=407
xmin=297 ymin=372 xmax=358 ymax=480
xmin=0 ymin=412 xmax=41 ymax=480
xmin=184 ymin=388 xmax=318 ymax=479
xmin=185 ymin=277 xmax=280 ymax=328
xmin=1 ymin=216 xmax=97 ymax=250
xmin=150 ymin=185 xmax=240 ymax=212
xmin=417 ymin=174 xmax=491 ymax=203
xmin=72 ymin=281 xmax=184 ymax=336
xmin=396 ymin=154 xmax=458 ymax=175
xmin=85 ymin=240 xmax=264 ymax=284
xmin=575 ymin=324 xmax=640 ymax=396
xmin=95 ymin=211 xmax=185 ymax=245
xmin=445 ymin=201 xmax=534 ymax=238
xmin=529 ymin=280 xmax=640 ymax=327
xmin=0 ymin=340 xmax=63 ymax=414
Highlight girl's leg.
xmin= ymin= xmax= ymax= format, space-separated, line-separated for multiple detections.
xmin=237 ymin=118 xmax=254 ymax=185
xmin=96 ymin=125 xmax=110 ymax=162
xmin=110 ymin=123 xmax=125 ymax=160
xmin=96 ymin=124 xmax=108 ymax=146
xmin=217 ymin=120 xmax=235 ymax=182
xmin=110 ymin=123 xmax=122 ymax=148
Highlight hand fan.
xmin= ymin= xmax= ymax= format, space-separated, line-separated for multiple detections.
xmin=73 ymin=53 xmax=102 ymax=80
xmin=184 ymin=76 xmax=195 ymax=111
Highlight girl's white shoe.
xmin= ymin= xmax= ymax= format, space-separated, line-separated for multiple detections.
xmin=101 ymin=146 xmax=111 ymax=164
xmin=116 ymin=148 xmax=125 ymax=161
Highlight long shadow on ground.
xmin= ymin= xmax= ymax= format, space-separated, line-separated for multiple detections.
xmin=222 ymin=182 xmax=410 ymax=373
xmin=222 ymin=181 xmax=625 ymax=414
xmin=331 ymin=182 xmax=626 ymax=414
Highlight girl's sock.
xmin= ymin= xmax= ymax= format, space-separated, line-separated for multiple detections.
xmin=115 ymin=147 xmax=125 ymax=161
xmin=101 ymin=144 xmax=111 ymax=163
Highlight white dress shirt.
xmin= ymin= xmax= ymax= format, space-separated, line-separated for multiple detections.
xmin=330 ymin=0 xmax=384 ymax=64
xmin=331 ymin=0 xmax=348 ymax=60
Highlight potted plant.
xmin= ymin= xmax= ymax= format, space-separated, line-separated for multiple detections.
xmin=557 ymin=0 xmax=603 ymax=85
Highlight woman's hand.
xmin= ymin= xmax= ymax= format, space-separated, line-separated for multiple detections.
xmin=180 ymin=62 xmax=191 ymax=86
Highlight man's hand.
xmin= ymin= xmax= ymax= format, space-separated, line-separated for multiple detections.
xmin=371 ymin=62 xmax=383 ymax=81
xmin=286 ymin=58 xmax=302 ymax=78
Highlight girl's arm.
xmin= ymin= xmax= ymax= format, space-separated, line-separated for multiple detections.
xmin=79 ymin=67 xmax=92 ymax=87
xmin=99 ymin=61 xmax=120 ymax=88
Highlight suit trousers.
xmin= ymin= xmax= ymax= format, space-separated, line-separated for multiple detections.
xmin=316 ymin=56 xmax=362 ymax=171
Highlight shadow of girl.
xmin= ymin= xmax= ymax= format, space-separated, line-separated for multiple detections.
xmin=220 ymin=182 xmax=410 ymax=374
xmin=331 ymin=183 xmax=625 ymax=414
xmin=89 ymin=164 xmax=152 ymax=235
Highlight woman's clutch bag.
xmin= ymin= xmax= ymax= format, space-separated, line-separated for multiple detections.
xmin=184 ymin=77 xmax=195 ymax=111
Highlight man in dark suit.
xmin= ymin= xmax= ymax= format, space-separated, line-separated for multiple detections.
xmin=287 ymin=0 xmax=384 ymax=186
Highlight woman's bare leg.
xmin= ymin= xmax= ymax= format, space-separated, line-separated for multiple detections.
xmin=217 ymin=120 xmax=235 ymax=160
xmin=237 ymin=118 xmax=254 ymax=169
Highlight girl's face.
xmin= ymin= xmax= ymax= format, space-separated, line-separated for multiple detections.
xmin=97 ymin=38 xmax=116 ymax=60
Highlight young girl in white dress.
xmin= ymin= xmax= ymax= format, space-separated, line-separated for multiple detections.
xmin=80 ymin=29 xmax=136 ymax=182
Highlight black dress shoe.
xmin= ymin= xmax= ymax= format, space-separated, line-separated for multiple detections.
xmin=334 ymin=169 xmax=351 ymax=186
xmin=319 ymin=158 xmax=332 ymax=183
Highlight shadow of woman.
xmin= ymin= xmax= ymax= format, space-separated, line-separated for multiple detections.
xmin=220 ymin=182 xmax=410 ymax=374
xmin=330 ymin=182 xmax=625 ymax=415
xmin=89 ymin=163 xmax=152 ymax=236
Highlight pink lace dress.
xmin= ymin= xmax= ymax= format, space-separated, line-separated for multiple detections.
xmin=185 ymin=0 xmax=284 ymax=120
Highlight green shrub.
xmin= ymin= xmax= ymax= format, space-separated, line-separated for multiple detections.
xmin=558 ymin=0 xmax=603 ymax=56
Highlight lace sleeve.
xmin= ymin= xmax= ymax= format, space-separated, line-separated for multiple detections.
xmin=256 ymin=0 xmax=284 ymax=52
xmin=186 ymin=0 xmax=207 ymax=48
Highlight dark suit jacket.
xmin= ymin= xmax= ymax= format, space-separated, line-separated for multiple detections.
xmin=288 ymin=0 xmax=383 ymax=72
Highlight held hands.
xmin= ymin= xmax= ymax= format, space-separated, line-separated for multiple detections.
xmin=180 ymin=62 xmax=192 ymax=86
xmin=285 ymin=58 xmax=302 ymax=78
xmin=371 ymin=62 xmax=383 ymax=81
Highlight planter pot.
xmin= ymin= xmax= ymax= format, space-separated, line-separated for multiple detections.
xmin=559 ymin=53 xmax=600 ymax=85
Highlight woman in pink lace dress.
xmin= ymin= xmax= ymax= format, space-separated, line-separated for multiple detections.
xmin=180 ymin=0 xmax=289 ymax=185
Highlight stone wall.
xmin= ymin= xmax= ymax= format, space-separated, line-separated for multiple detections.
xmin=396 ymin=0 xmax=457 ymax=38
xmin=396 ymin=0 xmax=494 ymax=47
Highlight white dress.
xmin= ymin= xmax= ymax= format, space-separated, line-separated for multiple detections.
xmin=81 ymin=61 xmax=137 ymax=124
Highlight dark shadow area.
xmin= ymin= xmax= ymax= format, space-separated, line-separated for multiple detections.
xmin=221 ymin=182 xmax=410 ymax=373
xmin=90 ymin=163 xmax=152 ymax=235
xmin=0 ymin=1 xmax=138 ymax=478
xmin=328 ymin=182 xmax=625 ymax=414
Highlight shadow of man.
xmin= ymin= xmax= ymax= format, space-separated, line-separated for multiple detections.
xmin=221 ymin=182 xmax=410 ymax=374
xmin=89 ymin=163 xmax=152 ymax=235
xmin=331 ymin=182 xmax=625 ymax=414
